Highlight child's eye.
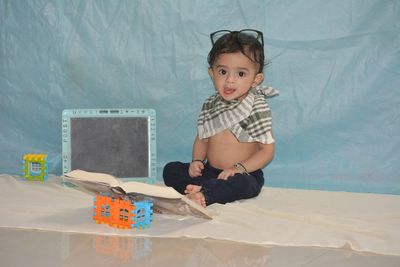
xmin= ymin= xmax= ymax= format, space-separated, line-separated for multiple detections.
xmin=237 ymin=71 xmax=246 ymax=77
xmin=218 ymin=69 xmax=227 ymax=75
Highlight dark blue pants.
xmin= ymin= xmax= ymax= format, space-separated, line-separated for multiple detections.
xmin=163 ymin=161 xmax=264 ymax=205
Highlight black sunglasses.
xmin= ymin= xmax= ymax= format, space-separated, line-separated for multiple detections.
xmin=210 ymin=29 xmax=264 ymax=47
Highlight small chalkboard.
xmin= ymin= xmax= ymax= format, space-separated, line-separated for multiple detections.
xmin=62 ymin=109 xmax=156 ymax=183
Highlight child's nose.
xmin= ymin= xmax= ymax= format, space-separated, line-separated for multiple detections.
xmin=226 ymin=73 xmax=236 ymax=83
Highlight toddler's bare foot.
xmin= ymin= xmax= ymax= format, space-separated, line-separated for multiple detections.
xmin=184 ymin=184 xmax=202 ymax=194
xmin=187 ymin=192 xmax=206 ymax=208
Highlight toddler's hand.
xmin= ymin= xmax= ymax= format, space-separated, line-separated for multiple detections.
xmin=217 ymin=167 xmax=241 ymax=180
xmin=189 ymin=161 xmax=204 ymax=178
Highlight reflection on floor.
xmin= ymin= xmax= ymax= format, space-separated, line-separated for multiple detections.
xmin=0 ymin=228 xmax=399 ymax=267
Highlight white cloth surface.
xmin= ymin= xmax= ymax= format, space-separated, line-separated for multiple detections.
xmin=1 ymin=174 xmax=399 ymax=256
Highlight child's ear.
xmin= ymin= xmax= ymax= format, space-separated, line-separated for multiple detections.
xmin=252 ymin=73 xmax=264 ymax=87
xmin=208 ymin=68 xmax=214 ymax=80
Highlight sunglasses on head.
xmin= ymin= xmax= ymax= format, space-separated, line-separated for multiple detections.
xmin=210 ymin=29 xmax=264 ymax=47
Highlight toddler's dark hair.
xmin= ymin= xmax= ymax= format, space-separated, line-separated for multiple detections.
xmin=207 ymin=32 xmax=265 ymax=73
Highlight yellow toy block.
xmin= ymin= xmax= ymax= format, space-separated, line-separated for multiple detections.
xmin=22 ymin=154 xmax=48 ymax=181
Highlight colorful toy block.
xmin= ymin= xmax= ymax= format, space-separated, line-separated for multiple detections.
xmin=22 ymin=154 xmax=48 ymax=181
xmin=93 ymin=193 xmax=153 ymax=230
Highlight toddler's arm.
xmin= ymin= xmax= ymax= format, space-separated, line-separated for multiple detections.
xmin=189 ymin=135 xmax=208 ymax=177
xmin=240 ymin=142 xmax=274 ymax=173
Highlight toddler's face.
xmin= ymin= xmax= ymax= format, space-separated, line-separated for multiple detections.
xmin=208 ymin=52 xmax=263 ymax=101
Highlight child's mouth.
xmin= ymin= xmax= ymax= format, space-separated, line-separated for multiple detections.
xmin=223 ymin=88 xmax=235 ymax=95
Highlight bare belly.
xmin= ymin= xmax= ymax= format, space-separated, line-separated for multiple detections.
xmin=206 ymin=129 xmax=258 ymax=169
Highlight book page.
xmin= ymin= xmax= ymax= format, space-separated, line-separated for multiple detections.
xmin=64 ymin=170 xmax=121 ymax=187
xmin=144 ymin=195 xmax=213 ymax=219
xmin=63 ymin=178 xmax=118 ymax=196
xmin=120 ymin=181 xmax=181 ymax=199
xmin=65 ymin=170 xmax=181 ymax=199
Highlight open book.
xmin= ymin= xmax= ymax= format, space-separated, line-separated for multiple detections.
xmin=63 ymin=170 xmax=213 ymax=219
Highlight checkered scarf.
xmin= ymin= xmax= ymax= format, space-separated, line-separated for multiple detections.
xmin=197 ymin=86 xmax=279 ymax=144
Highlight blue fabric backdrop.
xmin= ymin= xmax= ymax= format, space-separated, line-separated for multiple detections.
xmin=1 ymin=0 xmax=399 ymax=194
